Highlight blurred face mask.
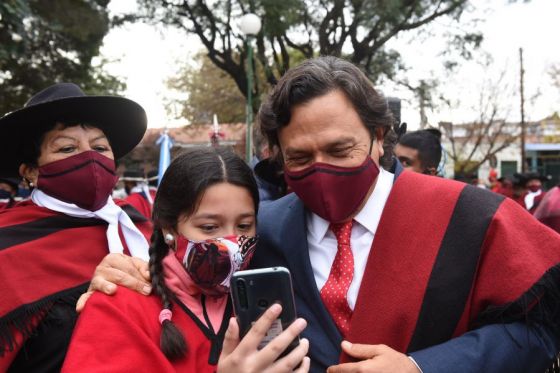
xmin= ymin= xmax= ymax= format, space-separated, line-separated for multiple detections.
xmin=37 ymin=150 xmax=118 ymax=211
xmin=174 ymin=235 xmax=258 ymax=296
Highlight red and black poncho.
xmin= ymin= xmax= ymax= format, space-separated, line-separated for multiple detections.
xmin=0 ymin=200 xmax=152 ymax=371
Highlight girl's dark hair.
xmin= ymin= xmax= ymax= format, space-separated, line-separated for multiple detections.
xmin=149 ymin=147 xmax=259 ymax=360
xmin=258 ymin=56 xmax=396 ymax=168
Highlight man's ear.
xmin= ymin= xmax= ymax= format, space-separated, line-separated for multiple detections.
xmin=373 ymin=128 xmax=385 ymax=158
xmin=19 ymin=164 xmax=38 ymax=186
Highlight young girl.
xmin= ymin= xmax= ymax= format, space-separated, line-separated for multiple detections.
xmin=62 ymin=148 xmax=310 ymax=372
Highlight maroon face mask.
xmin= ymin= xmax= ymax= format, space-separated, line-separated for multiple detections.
xmin=284 ymin=156 xmax=379 ymax=222
xmin=37 ymin=150 xmax=118 ymax=211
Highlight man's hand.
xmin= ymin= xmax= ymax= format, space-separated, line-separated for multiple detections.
xmin=218 ymin=304 xmax=310 ymax=373
xmin=327 ymin=341 xmax=420 ymax=373
xmin=76 ymin=253 xmax=151 ymax=312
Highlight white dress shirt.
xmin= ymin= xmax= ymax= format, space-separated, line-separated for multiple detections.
xmin=306 ymin=168 xmax=394 ymax=309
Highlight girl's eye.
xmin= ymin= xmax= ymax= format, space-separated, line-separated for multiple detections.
xmin=199 ymin=225 xmax=217 ymax=233
xmin=237 ymin=222 xmax=254 ymax=231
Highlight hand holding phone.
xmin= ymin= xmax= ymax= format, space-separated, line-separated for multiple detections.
xmin=218 ymin=304 xmax=310 ymax=372
xmin=230 ymin=267 xmax=300 ymax=355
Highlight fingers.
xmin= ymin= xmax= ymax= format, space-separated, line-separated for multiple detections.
xmin=75 ymin=291 xmax=93 ymax=313
xmin=268 ymin=338 xmax=309 ymax=372
xmin=327 ymin=361 xmax=363 ymax=373
xmin=294 ymin=356 xmax=311 ymax=373
xmin=341 ymin=341 xmax=388 ymax=359
xmin=130 ymin=256 xmax=151 ymax=282
xmin=238 ymin=303 xmax=283 ymax=354
xmin=91 ymin=254 xmax=152 ymax=295
xmin=259 ymin=318 xmax=307 ymax=364
xmin=221 ymin=318 xmax=241 ymax=358
xmin=101 ymin=253 xmax=147 ymax=279
xmin=92 ymin=267 xmax=152 ymax=295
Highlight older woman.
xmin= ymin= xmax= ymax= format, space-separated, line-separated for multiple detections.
xmin=0 ymin=83 xmax=152 ymax=371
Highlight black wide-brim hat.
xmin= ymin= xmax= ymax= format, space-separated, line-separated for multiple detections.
xmin=514 ymin=172 xmax=551 ymax=185
xmin=0 ymin=83 xmax=147 ymax=177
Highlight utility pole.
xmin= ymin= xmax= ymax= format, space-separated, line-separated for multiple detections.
xmin=519 ymin=47 xmax=527 ymax=172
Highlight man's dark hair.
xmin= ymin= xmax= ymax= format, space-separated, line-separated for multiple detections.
xmin=258 ymin=56 xmax=395 ymax=167
xmin=398 ymin=129 xmax=442 ymax=170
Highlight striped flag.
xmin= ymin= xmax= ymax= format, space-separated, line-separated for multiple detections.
xmin=156 ymin=129 xmax=173 ymax=185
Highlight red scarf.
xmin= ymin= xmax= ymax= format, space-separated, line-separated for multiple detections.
xmin=0 ymin=200 xmax=152 ymax=356
xmin=343 ymin=171 xmax=560 ymax=359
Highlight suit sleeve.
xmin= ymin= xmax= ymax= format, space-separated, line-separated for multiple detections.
xmin=409 ymin=322 xmax=559 ymax=373
xmin=62 ymin=289 xmax=173 ymax=372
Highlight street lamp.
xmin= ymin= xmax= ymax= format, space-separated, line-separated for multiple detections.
xmin=239 ymin=13 xmax=261 ymax=163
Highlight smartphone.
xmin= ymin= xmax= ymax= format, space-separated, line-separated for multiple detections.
xmin=230 ymin=266 xmax=300 ymax=355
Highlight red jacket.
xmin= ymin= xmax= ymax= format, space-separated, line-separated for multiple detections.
xmin=63 ymin=287 xmax=231 ymax=372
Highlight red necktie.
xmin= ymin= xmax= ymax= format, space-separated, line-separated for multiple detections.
xmin=320 ymin=220 xmax=354 ymax=337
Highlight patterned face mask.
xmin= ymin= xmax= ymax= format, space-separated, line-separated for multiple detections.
xmin=174 ymin=235 xmax=258 ymax=296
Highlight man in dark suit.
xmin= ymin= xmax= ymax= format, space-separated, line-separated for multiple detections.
xmin=252 ymin=56 xmax=560 ymax=372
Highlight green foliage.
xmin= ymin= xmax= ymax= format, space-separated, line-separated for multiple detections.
xmin=0 ymin=0 xmax=123 ymax=115
xmin=131 ymin=0 xmax=473 ymax=113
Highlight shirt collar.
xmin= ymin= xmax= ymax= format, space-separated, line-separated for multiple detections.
xmin=306 ymin=168 xmax=395 ymax=241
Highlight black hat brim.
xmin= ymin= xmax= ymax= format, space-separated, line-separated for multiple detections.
xmin=0 ymin=96 xmax=147 ymax=177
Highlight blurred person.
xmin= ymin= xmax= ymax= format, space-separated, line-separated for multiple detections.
xmin=121 ymin=169 xmax=145 ymax=196
xmin=394 ymin=129 xmax=442 ymax=175
xmin=251 ymin=124 xmax=285 ymax=202
xmin=0 ymin=83 xmax=151 ymax=371
xmin=534 ymin=183 xmax=560 ymax=233
xmin=522 ymin=172 xmax=549 ymax=213
xmin=488 ymin=169 xmax=500 ymax=192
xmin=147 ymin=169 xmax=159 ymax=192
xmin=123 ymin=169 xmax=156 ymax=219
xmin=494 ymin=177 xmax=514 ymax=199
xmin=0 ymin=177 xmax=19 ymax=210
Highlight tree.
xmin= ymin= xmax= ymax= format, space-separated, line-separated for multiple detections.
xmin=0 ymin=0 xmax=124 ymax=115
xmin=439 ymin=69 xmax=519 ymax=179
xmin=166 ymin=53 xmax=247 ymax=124
xmin=131 ymin=0 xmax=475 ymax=113
xmin=400 ymin=78 xmax=439 ymax=129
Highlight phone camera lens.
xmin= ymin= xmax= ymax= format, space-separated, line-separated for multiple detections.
xmin=236 ymin=279 xmax=248 ymax=309
xmin=257 ymin=299 xmax=269 ymax=309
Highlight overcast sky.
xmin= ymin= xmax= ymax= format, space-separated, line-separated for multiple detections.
xmin=100 ymin=0 xmax=560 ymax=129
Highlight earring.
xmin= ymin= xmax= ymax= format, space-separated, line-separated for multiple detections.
xmin=164 ymin=233 xmax=174 ymax=245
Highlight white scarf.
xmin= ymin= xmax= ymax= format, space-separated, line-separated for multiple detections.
xmin=524 ymin=189 xmax=542 ymax=211
xmin=32 ymin=189 xmax=150 ymax=261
